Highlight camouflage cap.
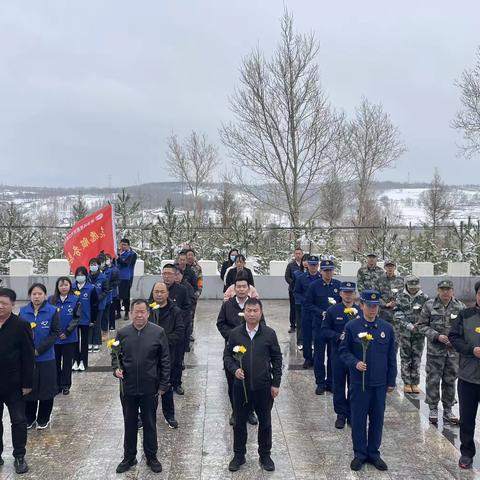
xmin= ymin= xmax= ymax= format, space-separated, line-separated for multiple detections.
xmin=405 ymin=275 xmax=420 ymax=288
xmin=384 ymin=259 xmax=396 ymax=266
xmin=437 ymin=279 xmax=454 ymax=289
xmin=366 ymin=253 xmax=378 ymax=258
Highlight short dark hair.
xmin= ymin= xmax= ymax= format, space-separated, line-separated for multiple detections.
xmin=89 ymin=257 xmax=99 ymax=265
xmin=235 ymin=254 xmax=246 ymax=263
xmin=177 ymin=251 xmax=187 ymax=258
xmin=0 ymin=287 xmax=16 ymax=302
xmin=235 ymin=270 xmax=249 ymax=284
xmin=131 ymin=298 xmax=149 ymax=310
xmin=120 ymin=238 xmax=130 ymax=245
xmin=245 ymin=298 xmax=263 ymax=310
xmin=184 ymin=248 xmax=195 ymax=255
xmin=475 ymin=281 xmax=480 ymax=294
xmin=74 ymin=266 xmax=88 ymax=277
xmin=28 ymin=283 xmax=47 ymax=296
xmin=294 ymin=247 xmax=303 ymax=252
xmin=162 ymin=263 xmax=178 ymax=272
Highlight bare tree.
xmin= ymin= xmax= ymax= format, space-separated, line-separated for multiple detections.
xmin=348 ymin=98 xmax=405 ymax=241
xmin=452 ymin=48 xmax=480 ymax=157
xmin=214 ymin=177 xmax=240 ymax=228
xmin=166 ymin=131 xmax=220 ymax=218
xmin=420 ymin=169 xmax=455 ymax=238
xmin=319 ymin=174 xmax=345 ymax=227
xmin=220 ymin=10 xmax=345 ymax=230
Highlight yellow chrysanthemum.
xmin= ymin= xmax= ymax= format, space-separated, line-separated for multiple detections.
xmin=476 ymin=327 xmax=480 ymax=334
xmin=30 ymin=322 xmax=37 ymax=329
xmin=149 ymin=302 xmax=158 ymax=308
xmin=366 ymin=333 xmax=374 ymax=341
xmin=74 ymin=290 xmax=81 ymax=296
xmin=107 ymin=338 xmax=116 ymax=349
xmin=344 ymin=308 xmax=353 ymax=314
xmin=238 ymin=345 xmax=247 ymax=354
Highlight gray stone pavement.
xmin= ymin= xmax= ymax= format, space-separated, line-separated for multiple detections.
xmin=1 ymin=300 xmax=479 ymax=479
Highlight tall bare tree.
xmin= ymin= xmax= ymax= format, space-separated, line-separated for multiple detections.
xmin=453 ymin=48 xmax=480 ymax=158
xmin=166 ymin=131 xmax=219 ymax=218
xmin=220 ymin=10 xmax=344 ymax=230
xmin=420 ymin=169 xmax=455 ymax=238
xmin=214 ymin=177 xmax=240 ymax=228
xmin=348 ymin=98 xmax=405 ymax=242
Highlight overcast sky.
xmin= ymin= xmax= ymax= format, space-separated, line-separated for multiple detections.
xmin=0 ymin=1 xmax=479 ymax=188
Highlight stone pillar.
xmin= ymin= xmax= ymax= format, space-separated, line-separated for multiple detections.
xmin=9 ymin=259 xmax=34 ymax=276
xmin=411 ymin=262 xmax=434 ymax=277
xmin=134 ymin=259 xmax=145 ymax=277
xmin=447 ymin=262 xmax=470 ymax=277
xmin=246 ymin=260 xmax=255 ymax=273
xmin=269 ymin=261 xmax=288 ymax=276
xmin=47 ymin=259 xmax=70 ymax=276
xmin=160 ymin=260 xmax=174 ymax=269
xmin=340 ymin=261 xmax=361 ymax=276
xmin=198 ymin=260 xmax=219 ymax=275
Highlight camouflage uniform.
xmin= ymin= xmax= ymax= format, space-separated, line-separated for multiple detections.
xmin=394 ymin=288 xmax=428 ymax=385
xmin=417 ymin=296 xmax=466 ymax=408
xmin=356 ymin=265 xmax=384 ymax=294
xmin=379 ymin=274 xmax=405 ymax=345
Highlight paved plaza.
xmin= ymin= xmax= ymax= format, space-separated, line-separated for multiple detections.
xmin=1 ymin=300 xmax=479 ymax=479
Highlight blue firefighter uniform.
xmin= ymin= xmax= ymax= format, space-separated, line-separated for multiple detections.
xmin=293 ymin=257 xmax=321 ymax=364
xmin=304 ymin=260 xmax=341 ymax=390
xmin=321 ymin=281 xmax=360 ymax=423
xmin=339 ymin=290 xmax=397 ymax=467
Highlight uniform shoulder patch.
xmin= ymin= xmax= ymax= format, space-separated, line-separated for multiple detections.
xmin=340 ymin=331 xmax=346 ymax=341
xmin=380 ymin=331 xmax=385 ymax=338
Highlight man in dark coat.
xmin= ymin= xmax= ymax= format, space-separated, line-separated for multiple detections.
xmin=0 ymin=288 xmax=35 ymax=474
xmin=113 ymin=299 xmax=170 ymax=474
xmin=284 ymin=247 xmax=303 ymax=333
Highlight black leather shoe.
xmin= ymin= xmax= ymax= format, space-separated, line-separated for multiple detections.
xmin=228 ymin=455 xmax=246 ymax=472
xmin=302 ymin=360 xmax=313 ymax=369
xmin=146 ymin=457 xmax=163 ymax=473
xmin=248 ymin=412 xmax=258 ymax=425
xmin=116 ymin=457 xmax=137 ymax=473
xmin=326 ymin=386 xmax=334 ymax=393
xmin=315 ymin=386 xmax=325 ymax=395
xmin=0 ymin=455 xmax=4 ymax=465
xmin=288 ymin=327 xmax=296 ymax=333
xmin=190 ymin=335 xmax=195 ymax=342
xmin=335 ymin=417 xmax=346 ymax=429
xmin=62 ymin=387 xmax=70 ymax=395
xmin=459 ymin=455 xmax=473 ymax=469
xmin=370 ymin=457 xmax=388 ymax=471
xmin=14 ymin=456 xmax=29 ymax=474
xmin=350 ymin=457 xmax=364 ymax=471
xmin=259 ymin=455 xmax=275 ymax=471
xmin=165 ymin=417 xmax=179 ymax=429
xmin=174 ymin=386 xmax=185 ymax=395
xmin=229 ymin=414 xmax=235 ymax=426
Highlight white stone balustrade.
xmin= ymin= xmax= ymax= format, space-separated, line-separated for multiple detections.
xmin=9 ymin=259 xmax=34 ymax=276
xmin=47 ymin=259 xmax=71 ymax=276
xmin=246 ymin=260 xmax=255 ymax=273
xmin=412 ymin=262 xmax=434 ymax=276
xmin=134 ymin=259 xmax=145 ymax=276
xmin=340 ymin=261 xmax=361 ymax=276
xmin=269 ymin=261 xmax=288 ymax=276
xmin=447 ymin=262 xmax=470 ymax=277
xmin=198 ymin=260 xmax=219 ymax=275
xmin=160 ymin=260 xmax=174 ymax=269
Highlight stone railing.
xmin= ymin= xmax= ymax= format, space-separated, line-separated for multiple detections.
xmin=1 ymin=259 xmax=478 ymax=302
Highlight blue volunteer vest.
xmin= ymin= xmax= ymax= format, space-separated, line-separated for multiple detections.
xmin=50 ymin=294 xmax=80 ymax=345
xmin=74 ymin=281 xmax=96 ymax=326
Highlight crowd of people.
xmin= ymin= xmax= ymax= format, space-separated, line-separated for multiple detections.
xmin=0 ymin=244 xmax=479 ymax=474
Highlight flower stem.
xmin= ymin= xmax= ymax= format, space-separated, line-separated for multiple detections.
xmin=239 ymin=357 xmax=248 ymax=404
xmin=362 ymin=348 xmax=366 ymax=392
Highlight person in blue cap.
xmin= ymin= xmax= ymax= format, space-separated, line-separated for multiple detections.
xmin=293 ymin=255 xmax=321 ymax=369
xmin=339 ymin=290 xmax=397 ymax=472
xmin=305 ymin=260 xmax=341 ymax=394
xmin=321 ymin=281 xmax=360 ymax=428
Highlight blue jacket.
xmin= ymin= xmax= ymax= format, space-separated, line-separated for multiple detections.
xmin=74 ymin=281 xmax=98 ymax=326
xmin=321 ymin=302 xmax=361 ymax=351
xmin=304 ymin=277 xmax=342 ymax=323
xmin=49 ymin=294 xmax=81 ymax=345
xmin=20 ymin=302 xmax=60 ymax=363
xmin=89 ymin=271 xmax=109 ymax=311
xmin=117 ymin=249 xmax=137 ymax=281
xmin=338 ymin=316 xmax=397 ymax=388
xmin=102 ymin=265 xmax=118 ymax=304
xmin=293 ymin=271 xmax=321 ymax=308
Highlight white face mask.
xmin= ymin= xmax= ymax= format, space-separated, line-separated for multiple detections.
xmin=106 ymin=260 xmax=111 ymax=266
xmin=76 ymin=275 xmax=86 ymax=284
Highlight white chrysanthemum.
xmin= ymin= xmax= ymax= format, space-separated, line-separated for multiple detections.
xmin=233 ymin=346 xmax=240 ymax=353
xmin=358 ymin=332 xmax=368 ymax=339
xmin=328 ymin=297 xmax=336 ymax=305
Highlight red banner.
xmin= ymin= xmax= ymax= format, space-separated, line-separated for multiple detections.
xmin=64 ymin=204 xmax=116 ymax=274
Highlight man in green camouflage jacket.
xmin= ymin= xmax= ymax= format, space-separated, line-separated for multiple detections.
xmin=417 ymin=279 xmax=466 ymax=425
xmin=394 ymin=275 xmax=428 ymax=394
xmin=356 ymin=253 xmax=384 ymax=295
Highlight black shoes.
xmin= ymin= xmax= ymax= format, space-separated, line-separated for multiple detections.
xmin=248 ymin=412 xmax=258 ymax=425
xmin=165 ymin=418 xmax=179 ymax=429
xmin=288 ymin=327 xmax=296 ymax=333
xmin=0 ymin=455 xmax=3 ymax=466
xmin=146 ymin=457 xmax=163 ymax=473
xmin=350 ymin=457 xmax=364 ymax=471
xmin=116 ymin=457 xmax=137 ymax=473
xmin=14 ymin=456 xmax=29 ymax=474
xmin=334 ymin=416 xmax=346 ymax=429
xmin=259 ymin=455 xmax=275 ymax=471
xmin=124 ymin=314 xmax=129 ymax=320
xmin=173 ymin=386 xmax=185 ymax=395
xmin=228 ymin=455 xmax=246 ymax=472
xmin=315 ymin=386 xmax=325 ymax=395
xmin=302 ymin=359 xmax=313 ymax=369
xmin=62 ymin=387 xmax=70 ymax=395
xmin=459 ymin=455 xmax=473 ymax=469
xmin=229 ymin=414 xmax=235 ymax=426
xmin=369 ymin=457 xmax=388 ymax=471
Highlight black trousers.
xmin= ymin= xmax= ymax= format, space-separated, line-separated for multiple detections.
xmin=0 ymin=392 xmax=27 ymax=458
xmin=101 ymin=304 xmax=111 ymax=332
xmin=161 ymin=387 xmax=175 ymax=420
xmin=233 ymin=384 xmax=273 ymax=457
xmin=25 ymin=399 xmax=54 ymax=425
xmin=55 ymin=343 xmax=76 ymax=388
xmin=109 ymin=299 xmax=117 ymax=328
xmin=458 ymin=378 xmax=480 ymax=459
xmin=171 ymin=342 xmax=184 ymax=387
xmin=295 ymin=304 xmax=303 ymax=345
xmin=74 ymin=325 xmax=90 ymax=367
xmin=225 ymin=368 xmax=255 ymax=415
xmin=288 ymin=290 xmax=296 ymax=330
xmin=119 ymin=280 xmax=132 ymax=314
xmin=123 ymin=394 xmax=158 ymax=460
